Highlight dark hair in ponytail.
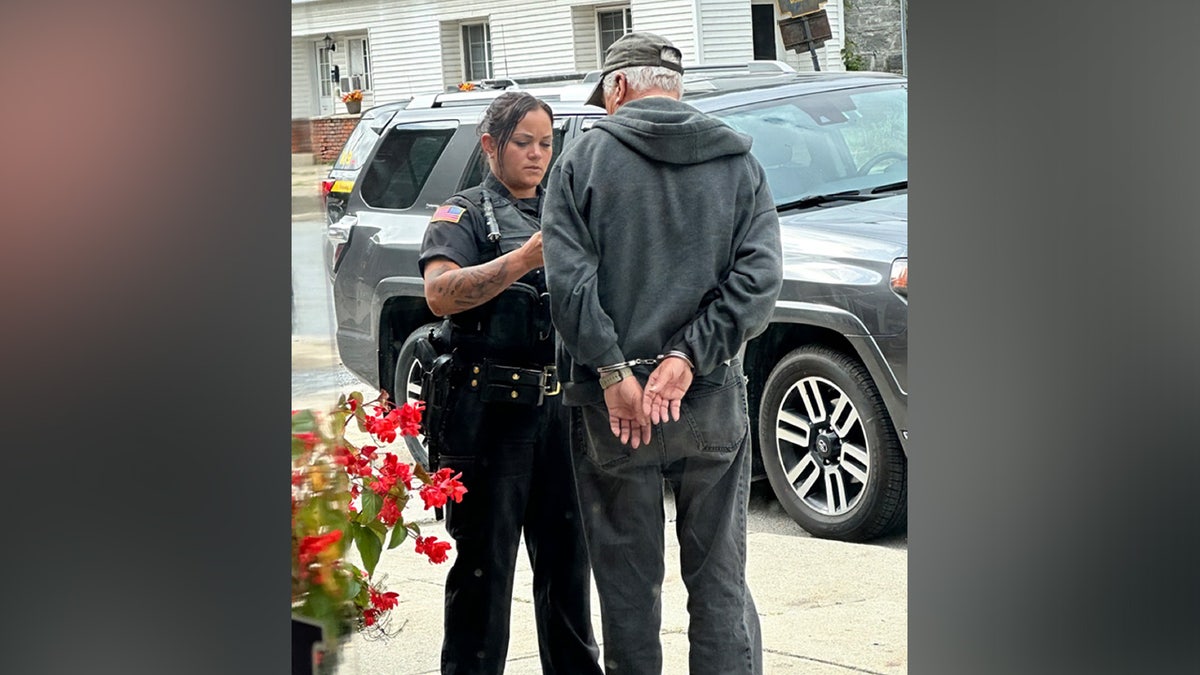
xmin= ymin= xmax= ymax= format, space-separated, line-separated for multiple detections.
xmin=478 ymin=92 xmax=554 ymax=170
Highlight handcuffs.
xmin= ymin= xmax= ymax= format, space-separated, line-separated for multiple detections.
xmin=596 ymin=352 xmax=695 ymax=390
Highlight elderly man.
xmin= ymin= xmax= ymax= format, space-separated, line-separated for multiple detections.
xmin=541 ymin=32 xmax=783 ymax=675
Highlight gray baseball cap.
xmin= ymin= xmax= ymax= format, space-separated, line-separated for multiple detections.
xmin=584 ymin=31 xmax=684 ymax=107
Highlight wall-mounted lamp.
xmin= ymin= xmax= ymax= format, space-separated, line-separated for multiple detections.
xmin=322 ymin=34 xmax=336 ymax=52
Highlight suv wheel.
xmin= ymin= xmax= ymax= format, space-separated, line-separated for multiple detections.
xmin=393 ymin=323 xmax=438 ymax=470
xmin=758 ymin=345 xmax=906 ymax=542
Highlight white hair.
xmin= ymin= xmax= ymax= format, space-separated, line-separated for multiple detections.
xmin=602 ymin=65 xmax=683 ymax=99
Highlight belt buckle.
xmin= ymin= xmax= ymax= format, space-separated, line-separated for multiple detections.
xmin=540 ymin=366 xmax=561 ymax=403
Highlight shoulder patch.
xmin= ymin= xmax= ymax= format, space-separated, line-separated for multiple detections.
xmin=431 ymin=204 xmax=465 ymax=223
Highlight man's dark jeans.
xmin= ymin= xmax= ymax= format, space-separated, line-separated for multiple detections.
xmin=438 ymin=389 xmax=602 ymax=675
xmin=572 ymin=359 xmax=764 ymax=675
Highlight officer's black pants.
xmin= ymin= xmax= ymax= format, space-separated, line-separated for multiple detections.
xmin=437 ymin=386 xmax=602 ymax=675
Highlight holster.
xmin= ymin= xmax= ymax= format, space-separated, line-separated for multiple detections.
xmin=415 ymin=321 xmax=459 ymax=477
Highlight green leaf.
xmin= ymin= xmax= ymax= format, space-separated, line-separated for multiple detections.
xmin=360 ymin=489 xmax=382 ymax=522
xmin=345 ymin=576 xmax=361 ymax=602
xmin=291 ymin=409 xmax=318 ymax=434
xmin=388 ymin=524 xmax=408 ymax=550
xmin=345 ymin=521 xmax=363 ymax=547
xmin=303 ymin=585 xmax=337 ymax=633
xmin=355 ymin=524 xmax=383 ymax=577
xmin=367 ymin=520 xmax=388 ymax=543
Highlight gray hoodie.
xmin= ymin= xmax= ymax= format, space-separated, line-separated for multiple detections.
xmin=542 ymin=96 xmax=783 ymax=404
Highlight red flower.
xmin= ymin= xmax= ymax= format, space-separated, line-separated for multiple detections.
xmin=379 ymin=497 xmax=401 ymax=527
xmin=398 ymin=401 xmax=424 ymax=437
xmin=362 ymin=608 xmax=379 ymax=626
xmin=298 ymin=530 xmax=343 ymax=567
xmin=415 ymin=536 xmax=451 ymax=564
xmin=396 ymin=462 xmax=414 ymax=490
xmin=293 ymin=432 xmax=319 ymax=450
xmin=379 ymin=453 xmax=414 ymax=491
xmin=432 ymin=468 xmax=468 ymax=504
xmin=364 ymin=411 xmax=399 ymax=443
xmin=371 ymin=473 xmax=396 ymax=496
xmin=360 ymin=445 xmax=378 ymax=459
xmin=419 ymin=484 xmax=447 ymax=510
xmin=348 ymin=399 xmax=358 ymax=412
xmin=370 ymin=588 xmax=399 ymax=611
xmin=291 ymin=471 xmax=305 ymax=487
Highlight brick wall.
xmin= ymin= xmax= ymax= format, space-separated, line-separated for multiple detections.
xmin=312 ymin=117 xmax=361 ymax=163
xmin=291 ymin=116 xmax=360 ymax=161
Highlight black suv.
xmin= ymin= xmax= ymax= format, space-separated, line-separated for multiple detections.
xmin=323 ymin=69 xmax=908 ymax=542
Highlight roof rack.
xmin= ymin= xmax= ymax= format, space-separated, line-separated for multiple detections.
xmin=442 ymin=71 xmax=591 ymax=93
xmin=685 ymin=61 xmax=797 ymax=77
xmin=581 ymin=60 xmax=796 ymax=84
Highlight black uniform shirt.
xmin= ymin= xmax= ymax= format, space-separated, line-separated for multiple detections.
xmin=419 ymin=173 xmax=543 ymax=275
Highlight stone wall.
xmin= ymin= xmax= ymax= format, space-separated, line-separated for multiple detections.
xmin=843 ymin=0 xmax=906 ymax=74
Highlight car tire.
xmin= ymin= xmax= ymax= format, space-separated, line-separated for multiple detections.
xmin=393 ymin=323 xmax=439 ymax=471
xmin=758 ymin=345 xmax=907 ymax=542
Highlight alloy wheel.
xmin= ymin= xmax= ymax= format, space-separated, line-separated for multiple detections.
xmin=773 ymin=375 xmax=871 ymax=517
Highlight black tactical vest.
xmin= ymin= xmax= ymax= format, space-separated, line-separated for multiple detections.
xmin=447 ymin=185 xmax=554 ymax=365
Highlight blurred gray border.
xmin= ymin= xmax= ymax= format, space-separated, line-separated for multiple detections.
xmin=913 ymin=1 xmax=1200 ymax=672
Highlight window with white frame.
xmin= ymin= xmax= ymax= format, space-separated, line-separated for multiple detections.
xmin=461 ymin=23 xmax=492 ymax=81
xmin=347 ymin=38 xmax=371 ymax=91
xmin=597 ymin=7 xmax=632 ymax=55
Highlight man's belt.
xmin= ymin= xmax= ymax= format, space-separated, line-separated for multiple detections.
xmin=466 ymin=361 xmax=561 ymax=406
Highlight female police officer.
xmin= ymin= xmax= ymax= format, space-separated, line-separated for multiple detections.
xmin=417 ymin=92 xmax=602 ymax=675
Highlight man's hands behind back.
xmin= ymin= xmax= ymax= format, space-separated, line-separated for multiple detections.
xmin=604 ymin=377 xmax=652 ymax=449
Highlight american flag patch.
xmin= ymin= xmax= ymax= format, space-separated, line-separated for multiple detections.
xmin=431 ymin=204 xmax=465 ymax=223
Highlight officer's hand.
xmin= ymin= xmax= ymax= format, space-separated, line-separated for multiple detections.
xmin=604 ymin=377 xmax=653 ymax=449
xmin=517 ymin=231 xmax=544 ymax=270
xmin=643 ymin=357 xmax=693 ymax=424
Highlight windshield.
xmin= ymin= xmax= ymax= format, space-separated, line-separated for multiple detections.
xmin=714 ymin=83 xmax=907 ymax=205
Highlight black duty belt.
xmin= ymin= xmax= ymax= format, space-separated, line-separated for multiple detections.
xmin=465 ymin=361 xmax=561 ymax=406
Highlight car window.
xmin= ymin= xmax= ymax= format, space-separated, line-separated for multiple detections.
xmin=714 ymin=83 xmax=907 ymax=203
xmin=334 ymin=117 xmax=386 ymax=171
xmin=359 ymin=126 xmax=456 ymax=210
xmin=458 ymin=122 xmax=568 ymax=191
xmin=837 ymin=86 xmax=908 ymax=172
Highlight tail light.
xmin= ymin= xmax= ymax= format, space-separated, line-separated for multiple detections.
xmin=320 ymin=179 xmax=335 ymax=205
xmin=890 ymin=258 xmax=907 ymax=299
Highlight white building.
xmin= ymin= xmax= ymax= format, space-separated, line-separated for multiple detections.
xmin=291 ymin=0 xmax=846 ymax=119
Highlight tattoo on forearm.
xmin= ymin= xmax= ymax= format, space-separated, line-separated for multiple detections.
xmin=428 ymin=258 xmax=512 ymax=309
